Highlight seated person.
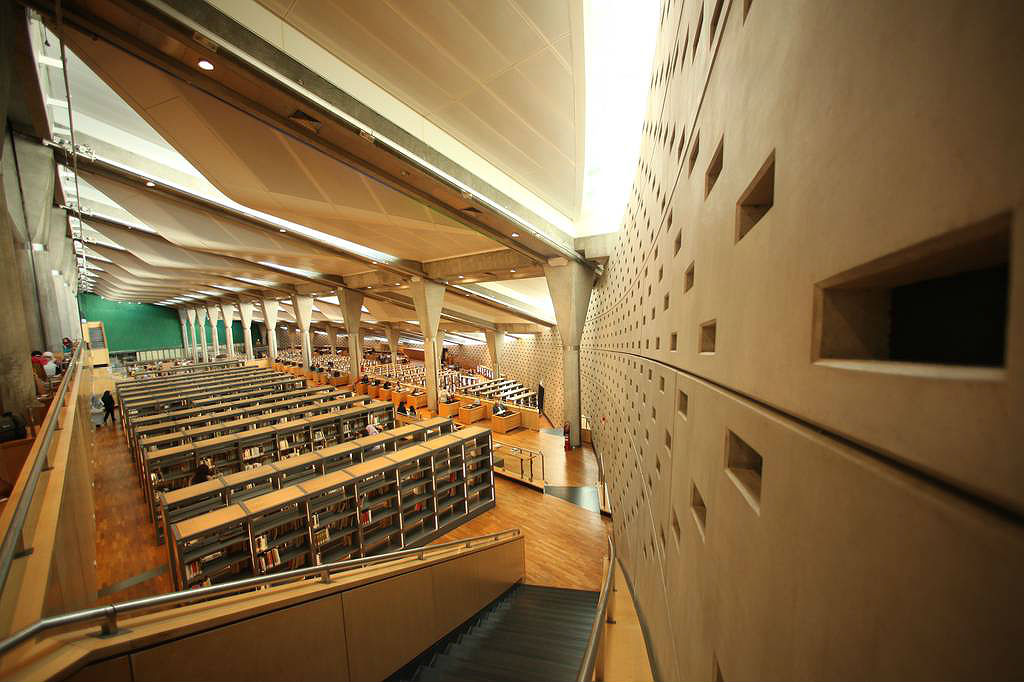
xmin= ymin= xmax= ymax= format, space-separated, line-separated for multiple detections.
xmin=359 ymin=375 xmax=369 ymax=384
xmin=397 ymin=402 xmax=408 ymax=415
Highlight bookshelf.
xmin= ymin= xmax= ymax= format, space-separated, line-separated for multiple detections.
xmin=157 ymin=420 xmax=458 ymax=541
xmin=146 ymin=400 xmax=396 ymax=541
xmin=167 ymin=425 xmax=496 ymax=590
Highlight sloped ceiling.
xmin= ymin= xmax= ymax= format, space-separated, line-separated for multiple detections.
xmin=255 ymin=0 xmax=584 ymax=218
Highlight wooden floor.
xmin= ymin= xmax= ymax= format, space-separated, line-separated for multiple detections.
xmin=90 ymin=419 xmax=173 ymax=603
xmin=89 ymin=412 xmax=608 ymax=603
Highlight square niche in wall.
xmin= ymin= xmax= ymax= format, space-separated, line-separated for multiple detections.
xmin=814 ymin=211 xmax=1011 ymax=373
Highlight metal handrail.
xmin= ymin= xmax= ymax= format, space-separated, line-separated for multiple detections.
xmin=0 ymin=527 xmax=521 ymax=656
xmin=577 ymin=534 xmax=616 ymax=682
xmin=493 ymin=440 xmax=545 ymax=483
xmin=0 ymin=344 xmax=82 ymax=609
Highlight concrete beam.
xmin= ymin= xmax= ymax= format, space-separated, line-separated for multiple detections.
xmin=410 ymin=279 xmax=445 ymax=410
xmin=219 ymin=300 xmax=236 ymax=357
xmin=422 ymin=249 xmax=536 ymax=280
xmin=291 ymin=293 xmax=314 ymax=369
xmin=544 ymin=260 xmax=595 ymax=447
xmin=338 ymin=288 xmax=364 ymax=383
xmin=237 ymin=300 xmax=255 ymax=359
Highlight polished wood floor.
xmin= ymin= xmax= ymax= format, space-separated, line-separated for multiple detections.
xmin=90 ymin=419 xmax=173 ymax=603
xmin=89 ymin=414 xmax=608 ymax=603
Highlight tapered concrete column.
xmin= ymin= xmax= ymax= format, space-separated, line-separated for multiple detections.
xmin=220 ymin=301 xmax=236 ymax=357
xmin=291 ymin=294 xmax=314 ymax=369
xmin=238 ymin=300 xmax=255 ymax=360
xmin=206 ymin=304 xmax=221 ymax=357
xmin=261 ymin=299 xmax=280 ymax=358
xmin=195 ymin=306 xmax=210 ymax=362
xmin=544 ymin=259 xmax=594 ymax=447
xmin=178 ymin=308 xmax=191 ymax=357
xmin=384 ymin=324 xmax=400 ymax=375
xmin=338 ymin=289 xmax=364 ymax=384
xmin=410 ymin=279 xmax=445 ymax=411
xmin=186 ymin=307 xmax=199 ymax=361
xmin=328 ymin=326 xmax=338 ymax=355
xmin=485 ymin=329 xmax=506 ymax=377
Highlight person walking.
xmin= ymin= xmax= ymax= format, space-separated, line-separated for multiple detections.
xmin=100 ymin=390 xmax=117 ymax=427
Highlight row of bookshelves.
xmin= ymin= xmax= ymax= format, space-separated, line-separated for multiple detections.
xmin=119 ymin=371 xmax=304 ymax=419
xmin=168 ymin=425 xmax=495 ymax=590
xmin=128 ymin=386 xmax=344 ymax=460
xmin=117 ymin=363 xmax=260 ymax=395
xmin=143 ymin=400 xmax=398 ymax=541
xmin=157 ymin=418 xmax=459 ymax=542
xmin=117 ymin=367 xmax=277 ymax=404
xmin=135 ymin=392 xmax=366 ymax=461
xmin=122 ymin=358 xmax=246 ymax=379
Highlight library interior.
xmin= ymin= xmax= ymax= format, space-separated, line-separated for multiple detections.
xmin=0 ymin=0 xmax=1021 ymax=680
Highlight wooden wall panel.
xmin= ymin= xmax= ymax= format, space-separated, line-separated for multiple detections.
xmin=130 ymin=595 xmax=349 ymax=682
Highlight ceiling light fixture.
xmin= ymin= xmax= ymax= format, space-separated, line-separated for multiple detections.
xmin=510 ymin=269 xmax=516 ymax=273
xmin=511 ymin=232 xmax=519 ymax=238
xmin=197 ymin=59 xmax=215 ymax=71
xmin=279 ymin=228 xmax=286 ymax=233
xmin=145 ymin=181 xmax=155 ymax=187
xmin=458 ymin=275 xmax=464 ymax=279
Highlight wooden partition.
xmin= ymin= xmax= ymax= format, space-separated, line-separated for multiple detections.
xmin=0 ymin=534 xmax=525 ymax=682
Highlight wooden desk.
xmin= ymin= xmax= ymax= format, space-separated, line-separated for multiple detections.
xmin=458 ymin=404 xmax=486 ymax=425
xmin=438 ymin=401 xmax=460 ymax=417
xmin=396 ymin=413 xmax=420 ymax=425
xmin=367 ymin=385 xmax=379 ymax=398
xmin=391 ymin=390 xmax=410 ymax=407
xmin=407 ymin=393 xmax=427 ymax=409
xmin=491 ymin=411 xmax=522 ymax=434
xmin=378 ymin=388 xmax=391 ymax=401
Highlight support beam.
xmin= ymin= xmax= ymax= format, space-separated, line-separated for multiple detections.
xmin=185 ymin=307 xmax=198 ymax=362
xmin=238 ymin=300 xmax=255 ymax=360
xmin=178 ymin=308 xmax=191 ymax=357
xmin=338 ymin=289 xmax=364 ymax=384
xmin=544 ymin=259 xmax=594 ymax=447
xmin=410 ymin=279 xmax=445 ymax=411
xmin=384 ymin=323 xmax=400 ymax=376
xmin=206 ymin=304 xmax=221 ymax=357
xmin=291 ymin=293 xmax=314 ymax=369
xmin=485 ymin=329 xmax=506 ymax=377
xmin=261 ymin=298 xmax=279 ymax=358
xmin=195 ymin=306 xmax=210 ymax=362
xmin=219 ymin=300 xmax=236 ymax=357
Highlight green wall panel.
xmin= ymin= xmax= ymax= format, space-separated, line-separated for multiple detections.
xmin=77 ymin=294 xmax=183 ymax=352
xmin=77 ymin=294 xmax=263 ymax=352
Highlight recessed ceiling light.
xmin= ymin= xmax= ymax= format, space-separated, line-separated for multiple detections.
xmin=394 ymin=282 xmax=401 ymax=286
xmin=458 ymin=275 xmax=464 ymax=279
xmin=511 ymin=232 xmax=519 ymax=238
xmin=510 ymin=269 xmax=516 ymax=273
xmin=366 ymin=286 xmax=372 ymax=289
xmin=145 ymin=181 xmax=155 ymax=187
xmin=279 ymin=228 xmax=286 ymax=233
xmin=371 ymin=260 xmax=379 ymax=265
xmin=197 ymin=59 xmax=215 ymax=71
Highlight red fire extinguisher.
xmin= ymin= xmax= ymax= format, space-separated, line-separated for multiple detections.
xmin=563 ymin=423 xmax=571 ymax=451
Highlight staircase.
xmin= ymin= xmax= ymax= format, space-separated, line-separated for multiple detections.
xmin=406 ymin=584 xmax=599 ymax=681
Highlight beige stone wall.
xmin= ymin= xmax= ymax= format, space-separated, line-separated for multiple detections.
xmin=581 ymin=0 xmax=1024 ymax=679
xmin=450 ymin=328 xmax=565 ymax=426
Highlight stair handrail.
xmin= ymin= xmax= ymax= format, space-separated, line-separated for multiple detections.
xmin=577 ymin=534 xmax=616 ymax=682
xmin=0 ymin=527 xmax=521 ymax=657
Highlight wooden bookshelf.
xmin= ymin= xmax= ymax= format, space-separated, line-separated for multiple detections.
xmin=144 ymin=400 xmax=395 ymax=541
xmin=167 ymin=424 xmax=495 ymax=590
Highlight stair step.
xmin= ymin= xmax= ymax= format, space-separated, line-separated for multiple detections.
xmin=431 ymin=652 xmax=577 ymax=682
xmin=413 ymin=665 xmax=482 ymax=682
xmin=474 ymin=613 xmax=595 ymax=636
xmin=450 ymin=633 xmax=587 ymax=668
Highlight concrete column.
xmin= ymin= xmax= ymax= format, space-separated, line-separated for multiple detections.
xmin=485 ymin=329 xmax=506 ymax=377
xmin=238 ymin=300 xmax=255 ymax=360
xmin=338 ymin=288 xmax=364 ymax=384
xmin=206 ymin=304 xmax=221 ymax=357
xmin=291 ymin=294 xmax=314 ymax=369
xmin=32 ymin=207 xmax=66 ymax=351
xmin=410 ymin=279 xmax=445 ymax=412
xmin=328 ymin=326 xmax=338 ymax=355
xmin=544 ymin=259 xmax=595 ymax=447
xmin=261 ymin=298 xmax=280 ymax=358
xmin=196 ymin=306 xmax=210 ymax=362
xmin=384 ymin=324 xmax=400 ymax=376
xmin=178 ymin=308 xmax=191 ymax=357
xmin=218 ymin=301 xmax=235 ymax=356
xmin=186 ymin=307 xmax=199 ymax=361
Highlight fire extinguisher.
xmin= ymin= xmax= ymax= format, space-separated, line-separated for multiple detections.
xmin=563 ymin=422 xmax=571 ymax=451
